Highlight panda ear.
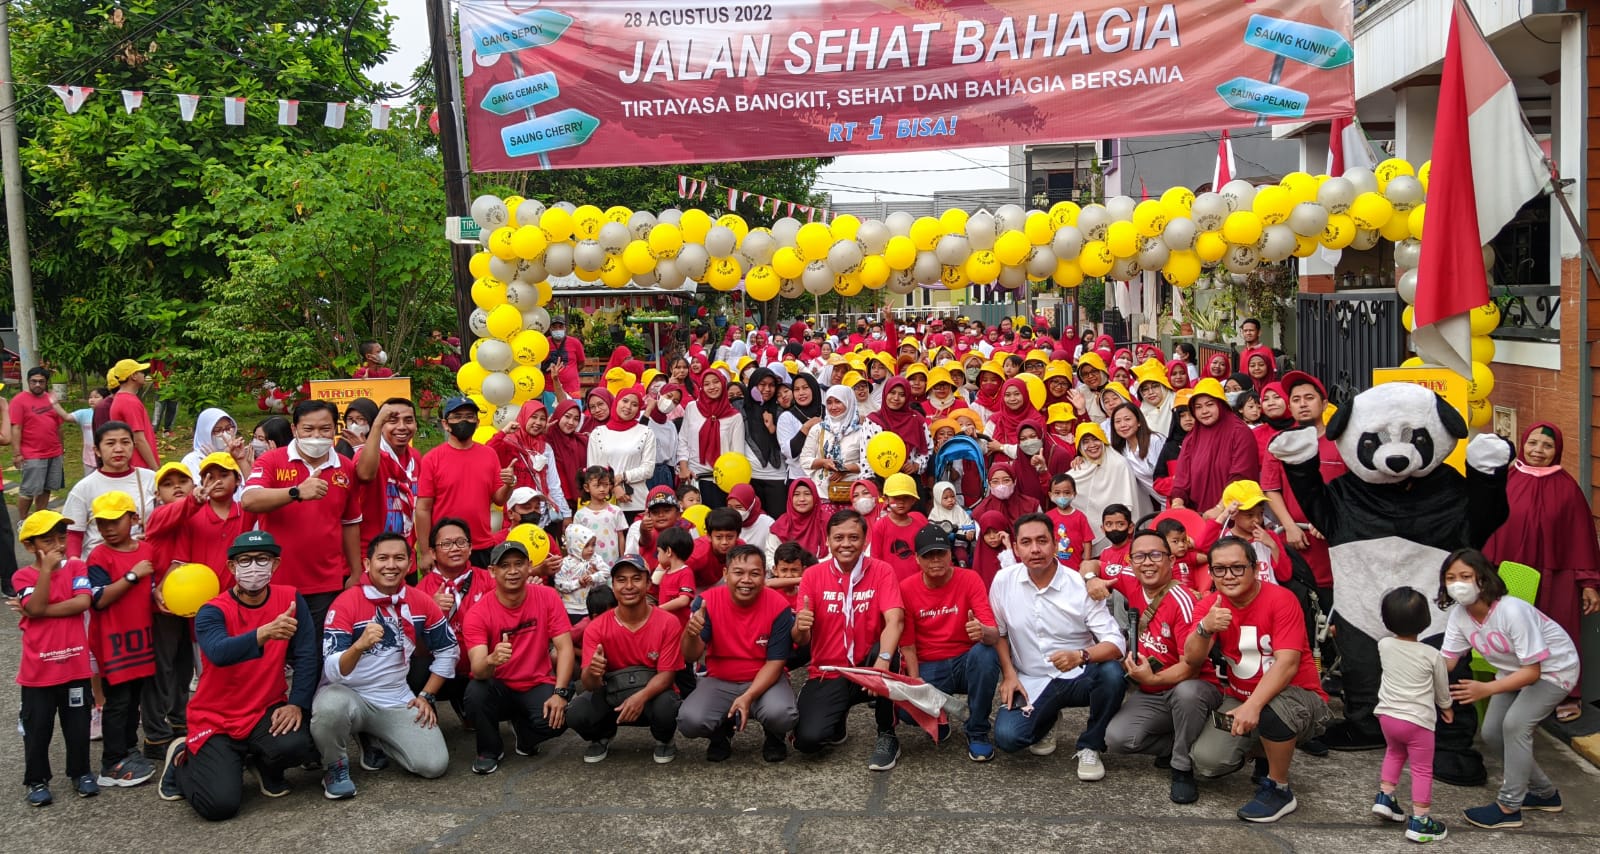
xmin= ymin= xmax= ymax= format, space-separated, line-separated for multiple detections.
xmin=1324 ymin=401 xmax=1351 ymax=440
xmin=1435 ymin=393 xmax=1469 ymax=440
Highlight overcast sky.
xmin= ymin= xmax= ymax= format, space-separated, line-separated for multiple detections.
xmin=373 ymin=8 xmax=1013 ymax=202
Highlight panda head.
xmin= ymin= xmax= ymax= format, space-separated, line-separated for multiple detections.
xmin=1325 ymin=383 xmax=1468 ymax=485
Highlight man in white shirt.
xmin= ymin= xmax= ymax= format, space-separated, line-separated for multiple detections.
xmin=992 ymin=513 xmax=1127 ymax=781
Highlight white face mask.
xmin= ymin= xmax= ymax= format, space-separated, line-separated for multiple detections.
xmin=209 ymin=429 xmax=235 ymax=453
xmin=1446 ymin=581 xmax=1478 ymax=605
xmin=1019 ymin=438 xmax=1043 ymax=456
xmin=375 ymin=350 xmax=389 ymax=365
xmin=853 ymin=496 xmax=877 ymax=514
xmin=657 ymin=397 xmax=674 ymax=413
xmin=737 ymin=508 xmax=750 ymax=522
xmin=251 ymin=439 xmax=270 ymax=455
xmin=235 ymin=562 xmax=273 ymax=593
xmin=295 ymin=437 xmax=334 ymax=459
xmin=347 ymin=422 xmax=370 ymax=438
xmin=990 ymin=483 xmax=1014 ymax=500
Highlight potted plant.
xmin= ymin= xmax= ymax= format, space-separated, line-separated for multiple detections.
xmin=1184 ymin=299 xmax=1224 ymax=342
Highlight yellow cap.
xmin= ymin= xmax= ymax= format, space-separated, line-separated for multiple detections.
xmin=883 ymin=473 xmax=919 ymax=498
xmin=1025 ymin=348 xmax=1050 ymax=364
xmin=640 ymin=368 xmax=662 ymax=389
xmin=842 ymin=371 xmax=866 ymax=388
xmin=1047 ymin=403 xmax=1076 ymax=425
xmin=1190 ymin=378 xmax=1227 ymax=403
xmin=107 ymin=358 xmax=152 ymax=388
xmin=1174 ymin=388 xmax=1197 ymax=407
xmin=1101 ymin=382 xmax=1133 ymax=404
xmin=1044 ymin=361 xmax=1073 ymax=382
xmin=875 ymin=352 xmax=896 ymax=372
xmin=950 ymin=408 xmax=986 ymax=434
xmin=1322 ymin=403 xmax=1338 ymax=425
xmin=709 ymin=360 xmax=730 ymax=375
xmin=198 ymin=451 xmax=241 ymax=475
xmin=928 ymin=366 xmax=956 ymax=388
xmin=735 ymin=355 xmax=754 ymax=373
xmin=904 ymin=363 xmax=929 ymax=379
xmin=604 ymin=367 xmax=637 ymax=396
xmin=899 ymin=336 xmax=920 ymax=350
xmin=979 ymin=361 xmax=1005 ymax=379
xmin=1077 ymin=352 xmax=1108 ymax=374
xmin=90 ymin=490 xmax=139 ymax=520
xmin=1221 ymin=479 xmax=1269 ymax=510
xmin=1075 ymin=422 xmax=1108 ymax=446
xmin=782 ymin=359 xmax=800 ymax=375
xmin=931 ymin=417 xmax=960 ymax=436
xmin=1133 ymin=358 xmax=1172 ymax=391
xmin=155 ymin=461 xmax=194 ymax=486
xmin=19 ymin=510 xmax=68 ymax=541
xmin=827 ymin=353 xmax=849 ymax=366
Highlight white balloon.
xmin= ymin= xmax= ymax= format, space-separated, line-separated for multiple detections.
xmin=912 ymin=251 xmax=942 ymax=284
xmin=1220 ymin=180 xmax=1256 ymax=213
xmin=770 ymin=217 xmax=802 ymax=246
xmin=1343 ymin=167 xmax=1378 ymax=195
xmin=802 ymin=260 xmax=833 ymax=294
xmin=598 ymin=221 xmax=630 ymax=253
xmin=1384 ymin=175 xmax=1424 ymax=212
xmin=1317 ymin=177 xmax=1357 ymax=214
xmin=1109 ymin=258 xmax=1141 ymax=281
xmin=1482 ymin=244 xmax=1495 ymax=270
xmin=1222 ymin=244 xmax=1260 ymax=274
xmin=627 ymin=211 xmax=657 ymax=240
xmin=1258 ymin=225 xmax=1297 ymax=262
xmin=1136 ymin=238 xmax=1170 ymax=270
xmin=1394 ymin=238 xmax=1422 ymax=269
xmin=965 ymin=211 xmax=998 ymax=251
xmin=885 ymin=211 xmax=915 ymax=237
xmin=521 ymin=307 xmax=550 ymax=332
xmin=1162 ymin=218 xmax=1197 ymax=251
xmin=489 ymin=256 xmax=519 ymax=283
xmin=886 ymin=268 xmax=918 ymax=295
xmin=1397 ymin=268 xmax=1418 ymax=304
xmin=827 ymin=239 xmax=865 ymax=274
xmin=493 ymin=404 xmax=519 ymax=430
xmin=1352 ymin=228 xmax=1381 ymax=251
xmin=857 ymin=220 xmax=891 ymax=255
xmin=998 ymin=264 xmax=1028 ymax=288
xmin=1052 ymin=225 xmax=1084 ymax=259
xmin=1026 ymin=246 xmax=1058 ymax=278
xmin=1287 ymin=202 xmax=1330 ymax=237
xmin=657 ymin=208 xmax=683 ymax=226
xmin=1105 ymin=195 xmax=1137 ymax=222
xmin=512 ymin=199 xmax=544 ymax=228
xmin=573 ymin=240 xmax=606 ymax=272
xmin=505 ymin=281 xmax=538 ymax=308
xmin=515 ymin=258 xmax=547 ymax=283
xmin=995 ymin=204 xmax=1027 ymax=234
xmin=656 ymin=261 xmax=687 ymax=290
xmin=544 ymin=243 xmax=575 ymax=277
xmin=471 ymin=195 xmax=509 ymax=229
xmin=481 ymin=371 xmax=516 ymax=406
xmin=704 ymin=225 xmax=737 ymax=257
xmin=934 ymin=234 xmax=971 ymax=267
xmin=676 ymin=244 xmax=711 ymax=280
xmin=631 ymin=266 xmax=660 ymax=287
xmin=741 ymin=231 xmax=776 ymax=265
xmin=468 ymin=308 xmax=490 ymax=338
xmin=1190 ymin=193 xmax=1228 ymax=231
xmin=1076 ymin=205 xmax=1112 ymax=241
xmin=779 ymin=276 xmax=804 ymax=299
xmin=476 ymin=339 xmax=514 ymax=372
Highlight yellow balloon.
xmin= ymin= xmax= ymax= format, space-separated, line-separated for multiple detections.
xmin=486 ymin=303 xmax=523 ymax=340
xmin=507 ymin=524 xmax=551 ymax=563
xmin=161 ymin=563 xmax=221 ymax=617
xmin=487 ymin=226 xmax=518 ymax=261
xmin=509 ymin=365 xmax=545 ymax=399
xmin=505 ymin=197 xmax=524 ymax=226
xmin=910 ymin=216 xmax=941 ymax=251
xmin=1053 ymin=258 xmax=1084 ymax=288
xmin=680 ymin=209 xmax=713 ymax=244
xmin=1019 ymin=372 xmax=1046 ymax=410
xmin=1049 ymin=202 xmax=1081 ymax=229
xmin=1221 ymin=211 xmax=1263 ymax=245
xmin=1252 ymin=185 xmax=1294 ymax=225
xmin=457 ymin=361 xmax=489 ymax=396
xmin=859 ymin=255 xmax=890 ymax=288
xmin=718 ymin=214 xmax=750 ymax=244
xmin=539 ymin=207 xmax=574 ymax=242
xmin=966 ymin=250 xmax=1000 ymax=283
xmin=472 ymin=424 xmax=499 ymax=445
xmin=1471 ymin=335 xmax=1496 ymax=365
xmin=939 ymin=208 xmax=969 ymax=235
xmin=535 ymin=279 xmax=553 ymax=306
xmin=682 ymin=504 xmax=710 ymax=536
xmin=1160 ymin=187 xmax=1195 ymax=214
xmin=1292 ymin=234 xmax=1319 ymax=257
xmin=1161 ymin=251 xmax=1201 ymax=287
xmin=1467 ymin=361 xmax=1495 ymax=401
xmin=1279 ymin=172 xmax=1319 ymax=205
xmin=939 ymin=264 xmax=968 ymax=290
xmin=510 ymin=329 xmax=549 ymax=366
xmin=1378 ymin=212 xmax=1412 ymax=242
xmin=1105 ymin=221 xmax=1139 ymax=258
xmin=599 ymin=256 xmax=631 ymax=287
xmin=1418 ymin=160 xmax=1431 ymax=192
xmin=1079 ymin=241 xmax=1115 ymax=277
xmin=837 ymin=272 xmax=866 ymax=295
xmin=510 ymin=225 xmax=549 ymax=260
xmin=1470 ymin=302 xmax=1501 ymax=336
xmin=1375 ymin=158 xmax=1415 ymax=191
xmin=772 ymin=246 xmax=806 ymax=279
xmin=884 ymin=236 xmax=916 ymax=270
xmin=1024 ymin=211 xmax=1054 ymax=244
xmin=865 ymin=431 xmax=907 ymax=478
xmin=1468 ymin=398 xmax=1492 ymax=429
xmin=1402 ymin=305 xmax=1416 ymax=332
xmin=622 ymin=240 xmax=656 ymax=275
xmin=1132 ymin=200 xmax=1169 ymax=237
xmin=572 ymin=204 xmax=604 ymax=240
xmin=1195 ymin=231 xmax=1228 ymax=263
xmin=745 ymin=265 xmax=781 ymax=300
xmin=1320 ymin=214 xmax=1356 ymax=249
xmin=713 ymin=452 xmax=753 ymax=492
xmin=1348 ymin=192 xmax=1394 ymax=230
xmin=830 ymin=213 xmax=862 ymax=242
xmin=648 ymin=223 xmax=683 ymax=259
xmin=1408 ymin=204 xmax=1426 ymax=240
xmin=705 ymin=257 xmax=742 ymax=291
xmin=469 ymin=393 xmax=494 ymax=420
xmin=605 ymin=205 xmax=633 ymax=225
xmin=469 ymin=252 xmax=493 ymax=280
xmin=471 ymin=277 xmax=507 ymax=310
xmin=995 ymin=230 xmax=1031 ymax=266
xmin=796 ymin=222 xmax=833 ymax=261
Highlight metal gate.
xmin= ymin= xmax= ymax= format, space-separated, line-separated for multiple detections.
xmin=1294 ymin=290 xmax=1405 ymax=407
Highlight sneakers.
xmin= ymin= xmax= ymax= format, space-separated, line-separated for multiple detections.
xmin=471 ymin=753 xmax=502 ymax=775
xmin=256 ymin=765 xmax=290 ymax=798
xmin=321 ymin=758 xmax=356 ymax=800
xmin=1373 ymin=791 xmax=1405 ymax=822
xmin=89 ymin=706 xmax=102 ymax=742
xmin=359 ymin=735 xmax=390 ymax=771
xmin=1170 ymin=768 xmax=1198 ymax=804
xmin=706 ymin=735 xmax=733 ymax=763
xmin=867 ymin=733 xmax=900 ymax=771
xmin=73 ymin=774 xmax=99 ymax=798
xmin=1462 ymin=803 xmax=1522 ymax=829
xmin=25 ymin=783 xmax=52 ymax=807
xmin=1027 ymin=731 xmax=1058 ymax=756
xmin=1521 ymin=790 xmax=1563 ymax=812
xmin=1074 ymin=748 xmax=1105 ymax=782
xmin=966 ymin=737 xmax=994 ymax=763
xmin=761 ymin=732 xmax=788 ymax=763
xmin=97 ymin=755 xmax=156 ymax=788
xmin=822 ymin=723 xmax=849 ymax=747
xmin=1405 ymin=815 xmax=1448 ymax=843
xmin=654 ymin=740 xmax=677 ymax=764
xmin=1237 ymin=779 xmax=1297 ymax=823
xmin=583 ymin=739 xmax=611 ymax=764
xmin=158 ymin=740 xmax=185 ymax=801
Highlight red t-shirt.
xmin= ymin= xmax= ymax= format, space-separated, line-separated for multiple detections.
xmin=415 ymin=566 xmax=495 ymax=676
xmin=108 ymin=392 xmax=159 ymax=468
xmin=242 ymin=447 xmax=363 ymax=594
xmin=145 ymin=497 xmax=242 ymax=590
xmin=9 ymin=391 xmax=65 ymax=459
xmin=85 ymin=542 xmax=157 ymax=684
xmin=1131 ymin=585 xmax=1218 ymax=693
xmin=655 ymin=566 xmax=697 ymax=628
xmin=582 ymin=607 xmax=686 ymax=679
xmin=869 ymin=513 xmax=927 ymax=581
xmin=352 ymin=366 xmax=395 ymax=379
xmin=418 ymin=442 xmax=505 ymax=550
xmin=700 ymin=585 xmax=793 ymax=683
xmin=1199 ymin=583 xmax=1326 ymax=701
xmin=796 ymin=556 xmax=904 ymax=679
xmin=1172 ymin=549 xmax=1211 ymax=594
xmin=1259 ymin=434 xmax=1344 ymax=588
xmin=1097 ymin=541 xmax=1131 ymax=579
xmin=354 ymin=443 xmax=419 ymax=554
xmin=686 ymin=537 xmax=731 ymax=589
xmin=1047 ymin=507 xmax=1095 ymax=570
xmin=898 ymin=568 xmax=995 ymax=664
xmin=460 ymin=584 xmax=570 ymax=691
xmin=186 ymin=585 xmax=299 ymax=753
xmin=13 ymin=561 xmax=92 ymax=687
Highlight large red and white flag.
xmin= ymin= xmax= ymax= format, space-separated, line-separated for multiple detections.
xmin=1413 ymin=0 xmax=1549 ymax=376
xmin=1212 ymin=130 xmax=1236 ymax=190
xmin=1327 ymin=115 xmax=1378 ymax=176
xmin=821 ymin=666 xmax=959 ymax=741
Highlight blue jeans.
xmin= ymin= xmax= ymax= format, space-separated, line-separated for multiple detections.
xmin=993 ymin=660 xmax=1126 ymax=754
xmin=917 ymin=644 xmax=1001 ymax=741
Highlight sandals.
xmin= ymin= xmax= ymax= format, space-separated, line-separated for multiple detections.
xmin=1555 ymin=701 xmax=1582 ymax=723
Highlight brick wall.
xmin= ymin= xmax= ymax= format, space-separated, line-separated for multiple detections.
xmin=1489 ymin=258 xmax=1583 ymax=483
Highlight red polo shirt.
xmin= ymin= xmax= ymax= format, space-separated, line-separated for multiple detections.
xmin=460 ymin=584 xmax=569 ymax=691
xmin=796 ymin=555 xmax=903 ymax=679
xmin=14 ymin=561 xmax=92 ymax=687
xmin=109 ymin=392 xmax=159 ymax=468
xmin=700 ymin=585 xmax=793 ymax=683
xmin=243 ymin=446 xmax=362 ymax=595
xmin=899 ymin=568 xmax=994 ymax=664
xmin=581 ymin=607 xmax=685 ymax=680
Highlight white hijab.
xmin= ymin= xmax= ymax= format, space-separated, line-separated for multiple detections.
xmin=822 ymin=385 xmax=859 ymax=435
xmin=1069 ymin=436 xmax=1148 ymax=547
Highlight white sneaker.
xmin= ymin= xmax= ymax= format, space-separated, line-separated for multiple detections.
xmin=1027 ymin=731 xmax=1057 ymax=756
xmin=89 ymin=706 xmax=103 ymax=742
xmin=1075 ymin=748 xmax=1105 ymax=781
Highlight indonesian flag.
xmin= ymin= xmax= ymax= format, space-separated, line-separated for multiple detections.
xmin=224 ymin=97 xmax=247 ymax=126
xmin=278 ymin=99 xmax=299 ymax=126
xmin=370 ymin=102 xmax=391 ymax=130
xmin=176 ymin=93 xmax=200 ymax=122
xmin=820 ymin=667 xmax=959 ymax=741
xmin=324 ymin=101 xmax=347 ymax=129
xmin=120 ymin=90 xmax=144 ymax=114
xmin=1412 ymin=0 xmax=1550 ymax=376
xmin=48 ymin=85 xmax=93 ymax=114
xmin=1212 ymin=129 xmax=1236 ymax=190
xmin=1327 ymin=115 xmax=1378 ymax=176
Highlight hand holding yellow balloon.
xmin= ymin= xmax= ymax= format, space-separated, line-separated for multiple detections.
xmin=162 ymin=563 xmax=221 ymax=617
xmin=712 ymin=452 xmax=753 ymax=492
xmin=866 ymin=431 xmax=907 ymax=478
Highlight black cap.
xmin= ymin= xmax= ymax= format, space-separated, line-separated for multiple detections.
xmin=610 ymin=553 xmax=649 ymax=575
xmin=228 ymin=530 xmax=281 ymax=559
xmin=489 ymin=541 xmax=528 ymax=564
xmin=914 ymin=524 xmax=952 ymax=557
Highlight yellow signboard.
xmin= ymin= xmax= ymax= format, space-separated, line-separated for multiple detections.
xmin=1372 ymin=367 xmax=1467 ymax=473
xmin=308 ymin=377 xmax=413 ymax=417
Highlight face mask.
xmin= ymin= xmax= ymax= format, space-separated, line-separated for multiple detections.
xmin=1447 ymin=581 xmax=1478 ymax=605
xmin=966 ymin=368 xmax=980 ymax=383
xmin=295 ymin=437 xmax=333 ymax=459
xmin=209 ymin=429 xmax=235 ymax=453
xmin=448 ymin=420 xmax=478 ymax=442
xmin=1053 ymin=495 xmax=1073 ymax=509
xmin=251 ymin=439 xmax=270 ymax=455
xmin=990 ymin=483 xmax=1013 ymax=500
xmin=1226 ymin=391 xmax=1247 ymax=408
xmin=1019 ymin=438 xmax=1043 ymax=456
xmin=375 ymin=350 xmax=389 ymax=365
xmin=736 ymin=508 xmax=750 ymax=522
xmin=235 ymin=562 xmax=273 ymax=593
xmin=347 ymin=422 xmax=370 ymax=438
xmin=657 ymin=397 xmax=674 ymax=414
xmin=1104 ymin=529 xmax=1131 ymax=546
xmin=551 ymin=329 xmax=566 ymax=341
xmin=853 ymin=496 xmax=877 ymax=514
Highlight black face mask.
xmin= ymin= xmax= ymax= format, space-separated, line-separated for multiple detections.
xmin=1104 ymin=529 xmax=1131 ymax=546
xmin=447 ymin=420 xmax=478 ymax=442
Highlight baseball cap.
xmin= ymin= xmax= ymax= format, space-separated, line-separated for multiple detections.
xmin=1280 ymin=370 xmax=1327 ymax=400
xmin=1221 ymin=480 xmax=1269 ymax=510
xmin=155 ymin=461 xmax=193 ymax=486
xmin=883 ymin=473 xmax=918 ymax=498
xmin=441 ymin=395 xmax=477 ymax=417
xmin=228 ymin=530 xmax=281 ymax=559
xmin=107 ymin=358 xmax=152 ymax=387
xmin=489 ymin=540 xmax=529 ymax=564
xmin=646 ymin=485 xmax=679 ymax=510
xmin=610 ymin=553 xmax=649 ymax=575
xmin=18 ymin=510 xmax=68 ymax=541
xmin=199 ymin=451 xmax=241 ymax=476
xmin=507 ymin=486 xmax=539 ymax=509
xmin=914 ymin=524 xmax=952 ymax=556
xmin=90 ymin=491 xmax=139 ymax=520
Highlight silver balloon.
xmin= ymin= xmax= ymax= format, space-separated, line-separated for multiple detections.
xmin=802 ymin=260 xmax=834 ymax=295
xmin=505 ymin=281 xmax=538 ymax=308
xmin=994 ymin=204 xmax=1027 ymax=234
xmin=1190 ymin=193 xmax=1228 ymax=231
xmin=1220 ymin=180 xmax=1256 ymax=213
xmin=1343 ymin=167 xmax=1378 ymax=196
xmin=857 ymin=220 xmax=890 ymax=255
xmin=1162 ymin=218 xmax=1197 ymax=251
xmin=631 ymin=266 xmax=660 ymax=287
xmin=1351 ymin=228 xmax=1381 ymax=250
xmin=1136 ymin=238 xmax=1171 ymax=270
xmin=1482 ymin=244 xmax=1495 ymax=270
xmin=475 ymin=338 xmax=513 ymax=372
xmin=912 ymin=250 xmax=942 ymax=284
xmin=1316 ymin=177 xmax=1356 ymax=214
xmin=740 ymin=231 xmax=776 ymax=266
xmin=521 ymin=306 xmax=550 ymax=332
xmin=997 ymin=264 xmax=1028 ymax=288
xmin=885 ymin=268 xmax=918 ymax=294
xmin=1258 ymin=225 xmax=1297 ymax=262
xmin=1222 ymin=243 xmax=1260 ymax=274
xmin=1394 ymin=238 xmax=1422 ymax=269
xmin=770 ymin=217 xmax=802 ymax=246
xmin=676 ymin=244 xmax=711 ymax=280
xmin=598 ymin=221 xmax=631 ymax=253
xmin=552 ymin=201 xmax=576 ymax=214
xmin=516 ymin=258 xmax=547 ymax=283
xmin=627 ymin=210 xmax=657 ymax=240
xmin=965 ymin=211 xmax=998 ymax=251
xmin=1105 ymin=195 xmax=1136 ymax=223
xmin=481 ymin=372 xmax=516 ymax=406
xmin=656 ymin=260 xmax=687 ymax=290
xmin=1287 ymin=202 xmax=1330 ymax=237
xmin=1384 ymin=175 xmax=1424 ymax=212
xmin=1052 ymin=225 xmax=1084 ymax=259
xmin=779 ymin=276 xmax=804 ymax=299
xmin=827 ymin=239 xmax=865 ymax=274
xmin=513 ymin=199 xmax=545 ymax=228
xmin=1109 ymin=257 xmax=1141 ymax=281
xmin=704 ymin=225 xmax=737 ymax=257
xmin=573 ymin=239 xmax=606 ymax=272
xmin=488 ymin=256 xmax=519 ymax=283
xmin=1076 ymin=205 xmax=1112 ymax=241
xmin=544 ymin=242 xmax=574 ymax=277
xmin=934 ymin=234 xmax=971 ymax=267
xmin=1397 ymin=268 xmax=1418 ymax=304
xmin=657 ymin=208 xmax=684 ymax=226
xmin=493 ymin=404 xmax=519 ymax=431
xmin=468 ymin=308 xmax=490 ymax=338
xmin=885 ymin=211 xmax=915 ymax=237
xmin=1025 ymin=246 xmax=1058 ymax=278
xmin=471 ymin=195 xmax=509 ymax=229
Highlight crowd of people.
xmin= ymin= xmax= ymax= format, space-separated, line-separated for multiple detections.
xmin=3 ymin=312 xmax=1593 ymax=842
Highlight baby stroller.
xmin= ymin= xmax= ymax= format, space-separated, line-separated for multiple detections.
xmin=930 ymin=434 xmax=987 ymax=566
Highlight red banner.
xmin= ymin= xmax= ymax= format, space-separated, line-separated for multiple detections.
xmin=459 ymin=0 xmax=1354 ymax=171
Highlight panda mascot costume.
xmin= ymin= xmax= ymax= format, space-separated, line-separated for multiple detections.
xmin=1268 ymin=382 xmax=1511 ymax=786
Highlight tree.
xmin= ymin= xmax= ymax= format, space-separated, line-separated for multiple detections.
xmin=7 ymin=0 xmax=397 ymax=375
xmin=177 ymin=141 xmax=455 ymax=404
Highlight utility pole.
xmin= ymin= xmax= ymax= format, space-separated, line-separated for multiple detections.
xmin=0 ymin=3 xmax=39 ymax=373
xmin=427 ymin=0 xmax=477 ymax=355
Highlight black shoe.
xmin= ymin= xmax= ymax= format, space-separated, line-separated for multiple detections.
xmin=1154 ymin=753 xmax=1172 ymax=769
xmin=762 ymin=733 xmax=788 ymax=763
xmin=1322 ymin=721 xmax=1385 ymax=751
xmin=867 ymin=734 xmax=900 ymax=771
xmin=472 ymin=753 xmax=502 ymax=775
xmin=359 ymin=734 xmax=391 ymax=771
xmin=1298 ymin=737 xmax=1329 ymax=757
xmin=706 ymin=735 xmax=733 ymax=763
xmin=1170 ymin=768 xmax=1198 ymax=804
xmin=158 ymin=740 xmax=185 ymax=801
xmin=1250 ymin=757 xmax=1269 ymax=785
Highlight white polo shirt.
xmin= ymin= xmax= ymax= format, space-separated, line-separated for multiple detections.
xmin=991 ymin=561 xmax=1126 ymax=700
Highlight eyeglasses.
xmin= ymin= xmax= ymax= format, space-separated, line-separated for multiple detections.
xmin=435 ymin=538 xmax=471 ymax=550
xmin=234 ymin=556 xmax=274 ymax=569
xmin=1129 ymin=551 xmax=1170 ymax=564
xmin=1209 ymin=563 xmax=1253 ymax=578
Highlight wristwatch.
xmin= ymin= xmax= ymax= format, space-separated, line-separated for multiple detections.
xmin=288 ymin=486 xmax=302 ymax=502
xmin=124 ymin=571 xmax=140 ymax=584
xmin=1079 ymin=648 xmax=1091 ymax=665
xmin=418 ymin=691 xmax=437 ymax=706
xmin=554 ymin=686 xmax=575 ymax=700
xmin=1081 ymin=570 xmax=1097 ymax=580
xmin=1196 ymin=624 xmax=1214 ymax=639
xmin=877 ymin=652 xmax=893 ymax=662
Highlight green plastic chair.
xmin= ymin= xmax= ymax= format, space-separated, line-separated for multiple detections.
xmin=1470 ymin=561 xmax=1542 ymax=687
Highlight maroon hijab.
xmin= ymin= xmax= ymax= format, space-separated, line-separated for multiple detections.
xmin=546 ymin=399 xmax=588 ymax=503
xmin=770 ymin=478 xmax=829 ymax=557
xmin=868 ymin=377 xmax=929 ymax=456
xmin=969 ymin=461 xmax=1041 ymax=530
xmin=971 ymin=510 xmax=1012 ymax=589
